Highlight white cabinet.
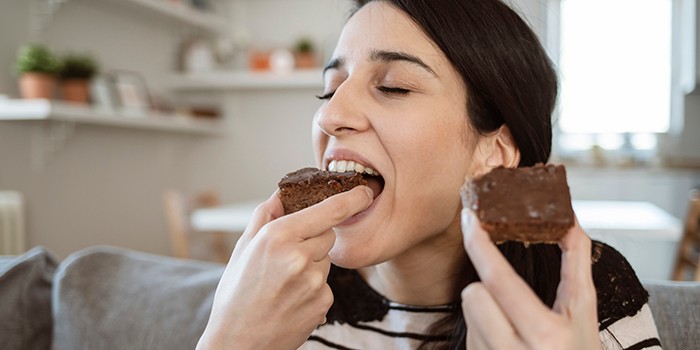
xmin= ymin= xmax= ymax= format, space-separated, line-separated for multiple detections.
xmin=566 ymin=166 xmax=700 ymax=219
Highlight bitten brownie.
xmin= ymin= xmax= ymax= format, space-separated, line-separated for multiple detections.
xmin=278 ymin=167 xmax=367 ymax=215
xmin=461 ymin=164 xmax=575 ymax=243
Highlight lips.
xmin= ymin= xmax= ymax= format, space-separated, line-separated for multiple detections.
xmin=324 ymin=151 xmax=385 ymax=200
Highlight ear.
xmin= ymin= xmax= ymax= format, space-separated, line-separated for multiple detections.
xmin=488 ymin=125 xmax=520 ymax=168
xmin=475 ymin=125 xmax=520 ymax=171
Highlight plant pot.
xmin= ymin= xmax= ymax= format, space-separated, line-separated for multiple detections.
xmin=60 ymin=79 xmax=90 ymax=104
xmin=18 ymin=72 xmax=56 ymax=99
xmin=295 ymin=52 xmax=317 ymax=69
xmin=249 ymin=50 xmax=271 ymax=72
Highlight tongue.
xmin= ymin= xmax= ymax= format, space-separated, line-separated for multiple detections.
xmin=364 ymin=177 xmax=384 ymax=199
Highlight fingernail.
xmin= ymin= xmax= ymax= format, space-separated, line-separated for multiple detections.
xmin=363 ymin=187 xmax=374 ymax=202
xmin=461 ymin=209 xmax=474 ymax=238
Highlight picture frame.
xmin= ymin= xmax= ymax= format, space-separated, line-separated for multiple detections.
xmin=111 ymin=70 xmax=151 ymax=114
xmin=89 ymin=74 xmax=119 ymax=109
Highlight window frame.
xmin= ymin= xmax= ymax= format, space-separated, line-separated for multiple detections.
xmin=544 ymin=0 xmax=694 ymax=160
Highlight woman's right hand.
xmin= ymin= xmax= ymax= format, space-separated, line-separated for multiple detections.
xmin=196 ymin=186 xmax=374 ymax=350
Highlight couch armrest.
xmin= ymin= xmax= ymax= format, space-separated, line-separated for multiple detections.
xmin=643 ymin=280 xmax=700 ymax=350
xmin=0 ymin=246 xmax=57 ymax=350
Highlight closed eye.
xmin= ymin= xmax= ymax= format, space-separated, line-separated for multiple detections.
xmin=315 ymin=91 xmax=335 ymax=100
xmin=377 ymin=86 xmax=410 ymax=95
xmin=316 ymin=86 xmax=410 ymax=100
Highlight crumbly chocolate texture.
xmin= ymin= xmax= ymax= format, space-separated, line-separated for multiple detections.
xmin=278 ymin=167 xmax=367 ymax=215
xmin=461 ymin=164 xmax=575 ymax=243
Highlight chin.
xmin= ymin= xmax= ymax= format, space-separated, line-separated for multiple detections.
xmin=328 ymin=240 xmax=377 ymax=269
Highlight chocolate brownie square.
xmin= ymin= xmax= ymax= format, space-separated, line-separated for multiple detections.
xmin=461 ymin=164 xmax=575 ymax=243
xmin=278 ymin=167 xmax=367 ymax=215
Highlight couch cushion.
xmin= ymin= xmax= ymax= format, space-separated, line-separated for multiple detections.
xmin=0 ymin=246 xmax=58 ymax=350
xmin=643 ymin=280 xmax=700 ymax=350
xmin=52 ymin=246 xmax=224 ymax=350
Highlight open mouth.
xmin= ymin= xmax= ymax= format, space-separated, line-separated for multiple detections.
xmin=327 ymin=159 xmax=385 ymax=199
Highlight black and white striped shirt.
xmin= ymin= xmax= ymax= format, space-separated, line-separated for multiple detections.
xmin=301 ymin=302 xmax=661 ymax=349
xmin=299 ymin=242 xmax=662 ymax=350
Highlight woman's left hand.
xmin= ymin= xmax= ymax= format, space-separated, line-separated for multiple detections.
xmin=460 ymin=209 xmax=602 ymax=350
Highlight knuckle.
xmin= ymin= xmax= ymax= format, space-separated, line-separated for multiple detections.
xmin=478 ymin=265 xmax=504 ymax=287
xmin=322 ymin=230 xmax=337 ymax=249
xmin=326 ymin=199 xmax=350 ymax=223
xmin=258 ymin=229 xmax=283 ymax=251
xmin=461 ymin=282 xmax=485 ymax=305
xmin=284 ymin=249 xmax=308 ymax=276
xmin=320 ymin=284 xmax=335 ymax=310
xmin=307 ymin=270 xmax=326 ymax=291
xmin=252 ymin=202 xmax=268 ymax=217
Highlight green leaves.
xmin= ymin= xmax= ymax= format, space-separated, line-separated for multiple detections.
xmin=15 ymin=44 xmax=100 ymax=80
xmin=57 ymin=54 xmax=99 ymax=80
xmin=15 ymin=44 xmax=59 ymax=75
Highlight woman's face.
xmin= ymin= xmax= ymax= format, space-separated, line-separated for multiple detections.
xmin=313 ymin=2 xmax=482 ymax=268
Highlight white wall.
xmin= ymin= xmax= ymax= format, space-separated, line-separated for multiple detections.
xmin=0 ymin=0 xmax=697 ymax=260
xmin=0 ymin=0 xmax=32 ymax=96
xmin=0 ymin=0 xmax=351 ymax=259
xmin=0 ymin=0 xmax=202 ymax=258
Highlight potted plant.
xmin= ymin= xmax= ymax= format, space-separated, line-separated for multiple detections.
xmin=294 ymin=37 xmax=317 ymax=69
xmin=14 ymin=44 xmax=59 ymax=99
xmin=57 ymin=54 xmax=99 ymax=104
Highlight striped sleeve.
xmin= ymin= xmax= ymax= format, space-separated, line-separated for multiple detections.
xmin=600 ymin=304 xmax=662 ymax=350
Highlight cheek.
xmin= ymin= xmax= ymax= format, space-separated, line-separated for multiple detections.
xmin=390 ymin=115 xmax=470 ymax=176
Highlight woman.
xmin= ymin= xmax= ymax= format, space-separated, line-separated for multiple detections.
xmin=198 ymin=1 xmax=661 ymax=349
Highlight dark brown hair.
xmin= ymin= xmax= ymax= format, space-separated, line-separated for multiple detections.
xmin=351 ymin=1 xmax=561 ymax=349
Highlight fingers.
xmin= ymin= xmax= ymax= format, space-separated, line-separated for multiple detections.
xmin=461 ymin=210 xmax=600 ymax=350
xmin=554 ymin=217 xmax=597 ymax=316
xmin=460 ymin=209 xmax=553 ymax=332
xmin=301 ymin=228 xmax=336 ymax=262
xmin=462 ymin=282 xmax=521 ymax=349
xmin=276 ymin=186 xmax=373 ymax=240
xmin=466 ymin=330 xmax=487 ymax=350
xmin=239 ymin=190 xmax=285 ymax=243
xmin=558 ymin=217 xmax=595 ymax=294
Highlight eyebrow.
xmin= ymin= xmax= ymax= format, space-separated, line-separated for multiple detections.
xmin=323 ymin=57 xmax=344 ymax=75
xmin=370 ymin=49 xmax=437 ymax=77
xmin=322 ymin=50 xmax=437 ymax=77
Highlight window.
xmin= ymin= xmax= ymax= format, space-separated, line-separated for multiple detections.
xmin=551 ymin=0 xmax=679 ymax=153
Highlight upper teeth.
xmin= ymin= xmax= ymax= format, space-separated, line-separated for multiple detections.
xmin=328 ymin=160 xmax=378 ymax=176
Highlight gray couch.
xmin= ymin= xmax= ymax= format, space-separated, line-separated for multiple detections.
xmin=1 ymin=246 xmax=699 ymax=350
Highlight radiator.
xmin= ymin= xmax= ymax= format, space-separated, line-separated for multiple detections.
xmin=0 ymin=191 xmax=25 ymax=255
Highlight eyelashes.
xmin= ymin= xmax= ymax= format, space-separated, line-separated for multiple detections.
xmin=315 ymin=91 xmax=334 ymax=100
xmin=315 ymin=86 xmax=411 ymax=100
xmin=376 ymin=86 xmax=410 ymax=95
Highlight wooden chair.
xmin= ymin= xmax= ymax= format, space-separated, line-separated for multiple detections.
xmin=672 ymin=188 xmax=700 ymax=281
xmin=163 ymin=190 xmax=230 ymax=264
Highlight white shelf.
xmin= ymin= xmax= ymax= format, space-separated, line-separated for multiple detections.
xmin=0 ymin=99 xmax=223 ymax=135
xmin=98 ymin=0 xmax=229 ymax=34
xmin=168 ymin=69 xmax=325 ymax=91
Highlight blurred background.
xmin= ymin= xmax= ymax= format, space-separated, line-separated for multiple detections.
xmin=0 ymin=0 xmax=698 ymax=281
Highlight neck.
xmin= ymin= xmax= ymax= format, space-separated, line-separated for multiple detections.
xmin=358 ymin=218 xmax=471 ymax=306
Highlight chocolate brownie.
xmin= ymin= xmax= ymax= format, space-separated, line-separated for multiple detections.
xmin=278 ymin=167 xmax=368 ymax=215
xmin=461 ymin=164 xmax=575 ymax=243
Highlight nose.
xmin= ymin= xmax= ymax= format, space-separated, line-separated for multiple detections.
xmin=315 ymin=80 xmax=370 ymax=137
